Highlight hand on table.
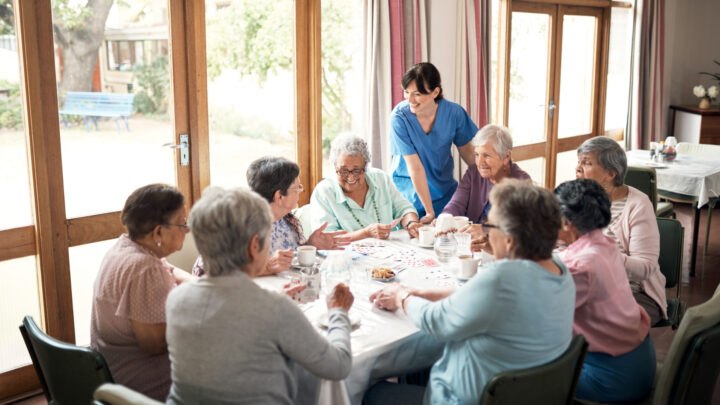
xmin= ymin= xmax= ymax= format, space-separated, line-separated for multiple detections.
xmin=307 ymin=222 xmax=352 ymax=250
xmin=406 ymin=221 xmax=422 ymax=239
xmin=369 ymin=285 xmax=413 ymax=312
xmin=364 ymin=223 xmax=393 ymax=240
xmin=419 ymin=211 xmax=435 ymax=225
xmin=267 ymin=248 xmax=293 ymax=274
xmin=326 ymin=283 xmax=354 ymax=311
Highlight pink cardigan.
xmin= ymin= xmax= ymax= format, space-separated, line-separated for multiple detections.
xmin=560 ymin=229 xmax=650 ymax=355
xmin=608 ymin=186 xmax=667 ymax=319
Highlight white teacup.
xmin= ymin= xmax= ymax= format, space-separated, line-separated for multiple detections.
xmin=418 ymin=226 xmax=435 ymax=245
xmin=453 ymin=216 xmax=470 ymax=230
xmin=297 ymin=245 xmax=317 ymax=266
xmin=457 ymin=255 xmax=481 ymax=279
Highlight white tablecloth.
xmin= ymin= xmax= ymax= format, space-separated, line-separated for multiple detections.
xmin=254 ymin=231 xmax=478 ymax=405
xmin=626 ymin=149 xmax=720 ymax=207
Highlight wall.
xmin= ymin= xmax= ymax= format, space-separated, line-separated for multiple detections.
xmin=663 ymin=0 xmax=720 ymax=136
xmin=428 ymin=0 xmax=459 ymax=101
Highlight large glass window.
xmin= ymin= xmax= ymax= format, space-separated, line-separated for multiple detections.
xmin=205 ymin=0 xmax=296 ymax=188
xmin=321 ymin=0 xmax=362 ymax=177
xmin=604 ymin=6 xmax=634 ymax=138
xmin=0 ymin=257 xmax=41 ymax=373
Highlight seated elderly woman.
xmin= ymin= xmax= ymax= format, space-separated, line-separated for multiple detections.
xmin=575 ymin=136 xmax=667 ymax=325
xmin=91 ymin=184 xmax=193 ymax=401
xmin=555 ymin=179 xmax=655 ymax=403
xmin=311 ymin=134 xmax=421 ymax=241
xmin=442 ymin=124 xmax=530 ymax=223
xmin=166 ymin=187 xmax=354 ymax=404
xmin=366 ymin=179 xmax=575 ymax=404
xmin=193 ymin=156 xmax=350 ymax=276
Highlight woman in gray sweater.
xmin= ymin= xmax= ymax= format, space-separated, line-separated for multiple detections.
xmin=165 ymin=187 xmax=354 ymax=405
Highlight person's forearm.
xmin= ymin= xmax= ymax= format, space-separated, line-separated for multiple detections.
xmin=458 ymin=142 xmax=475 ymax=166
xmin=412 ymin=288 xmax=454 ymax=302
xmin=407 ymin=167 xmax=434 ymax=215
xmin=345 ymin=228 xmax=369 ymax=241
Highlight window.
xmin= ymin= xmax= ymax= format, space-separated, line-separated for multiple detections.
xmin=106 ymin=39 xmax=169 ymax=72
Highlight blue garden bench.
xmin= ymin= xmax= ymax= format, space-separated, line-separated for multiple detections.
xmin=59 ymin=92 xmax=135 ymax=133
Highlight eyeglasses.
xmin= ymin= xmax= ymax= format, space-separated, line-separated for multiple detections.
xmin=164 ymin=222 xmax=189 ymax=231
xmin=336 ymin=168 xmax=365 ymax=178
xmin=480 ymin=221 xmax=500 ymax=234
xmin=287 ymin=184 xmax=304 ymax=193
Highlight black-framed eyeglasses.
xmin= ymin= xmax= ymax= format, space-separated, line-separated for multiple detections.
xmin=336 ymin=168 xmax=365 ymax=178
xmin=164 ymin=222 xmax=189 ymax=231
xmin=480 ymin=221 xmax=500 ymax=234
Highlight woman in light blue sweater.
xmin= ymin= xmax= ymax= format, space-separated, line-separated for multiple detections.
xmin=368 ymin=179 xmax=576 ymax=405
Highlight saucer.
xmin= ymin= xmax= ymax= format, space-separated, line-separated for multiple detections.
xmin=456 ymin=274 xmax=476 ymax=282
xmin=410 ymin=238 xmax=434 ymax=249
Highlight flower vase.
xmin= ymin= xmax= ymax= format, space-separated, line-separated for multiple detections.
xmin=699 ymin=97 xmax=710 ymax=109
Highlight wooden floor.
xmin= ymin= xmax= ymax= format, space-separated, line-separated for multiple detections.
xmin=7 ymin=204 xmax=720 ymax=405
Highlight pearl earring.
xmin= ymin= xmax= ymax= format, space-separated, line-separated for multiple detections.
xmin=157 ymin=242 xmax=161 ymax=247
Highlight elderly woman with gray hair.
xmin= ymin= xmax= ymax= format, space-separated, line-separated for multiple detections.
xmin=575 ymin=136 xmax=666 ymax=325
xmin=311 ymin=134 xmax=421 ymax=241
xmin=165 ymin=187 xmax=354 ymax=405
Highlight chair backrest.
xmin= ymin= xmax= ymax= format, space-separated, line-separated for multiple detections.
xmin=293 ymin=204 xmax=314 ymax=240
xmin=656 ymin=217 xmax=683 ymax=292
xmin=19 ymin=316 xmax=113 ymax=405
xmin=166 ymin=231 xmax=199 ymax=272
xmin=480 ymin=335 xmax=588 ymax=405
xmin=625 ymin=166 xmax=658 ymax=211
xmin=676 ymin=142 xmax=720 ymax=159
xmin=653 ymin=283 xmax=720 ymax=404
xmin=668 ymin=322 xmax=720 ymax=404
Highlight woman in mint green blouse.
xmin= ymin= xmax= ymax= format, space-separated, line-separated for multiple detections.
xmin=311 ymin=134 xmax=421 ymax=241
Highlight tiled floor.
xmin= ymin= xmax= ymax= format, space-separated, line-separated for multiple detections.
xmin=8 ymin=203 xmax=720 ymax=404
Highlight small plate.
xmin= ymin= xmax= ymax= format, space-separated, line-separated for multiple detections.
xmin=410 ymin=238 xmax=434 ymax=249
xmin=456 ymin=274 xmax=476 ymax=282
xmin=317 ymin=310 xmax=361 ymax=328
xmin=372 ymin=275 xmax=397 ymax=283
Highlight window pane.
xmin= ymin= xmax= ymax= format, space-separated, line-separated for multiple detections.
xmin=557 ymin=15 xmax=597 ymax=139
xmin=69 ymin=239 xmax=116 ymax=347
xmin=0 ymin=256 xmax=41 ymax=373
xmin=0 ymin=18 xmax=33 ymax=230
xmin=515 ymin=157 xmax=545 ymax=186
xmin=205 ymin=0 xmax=296 ymax=188
xmin=321 ymin=0 xmax=363 ymax=177
xmin=52 ymin=1 xmax=176 ymax=219
xmin=555 ymin=149 xmax=578 ymax=187
xmin=508 ymin=12 xmax=551 ymax=146
xmin=604 ymin=7 xmax=634 ymax=135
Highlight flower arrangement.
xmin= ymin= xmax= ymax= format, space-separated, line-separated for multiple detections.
xmin=696 ymin=60 xmax=720 ymax=108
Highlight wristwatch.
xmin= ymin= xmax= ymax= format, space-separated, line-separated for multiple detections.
xmin=405 ymin=220 xmax=418 ymax=229
xmin=400 ymin=290 xmax=413 ymax=313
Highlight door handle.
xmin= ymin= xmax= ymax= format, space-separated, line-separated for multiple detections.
xmin=162 ymin=134 xmax=189 ymax=166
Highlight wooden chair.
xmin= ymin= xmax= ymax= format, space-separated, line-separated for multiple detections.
xmin=19 ymin=315 xmax=114 ymax=405
xmin=480 ymin=335 xmax=588 ymax=405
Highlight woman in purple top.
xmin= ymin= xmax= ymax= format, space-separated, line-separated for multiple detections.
xmin=443 ymin=124 xmax=530 ymax=250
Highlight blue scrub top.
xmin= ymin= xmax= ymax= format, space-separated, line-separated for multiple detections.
xmin=390 ymin=99 xmax=478 ymax=216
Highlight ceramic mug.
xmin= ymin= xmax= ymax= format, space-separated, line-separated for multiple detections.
xmin=457 ymin=255 xmax=481 ymax=279
xmin=418 ymin=226 xmax=435 ymax=245
xmin=297 ymin=245 xmax=317 ymax=266
xmin=453 ymin=216 xmax=470 ymax=230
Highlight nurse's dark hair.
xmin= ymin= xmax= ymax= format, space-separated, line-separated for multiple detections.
xmin=247 ymin=156 xmax=300 ymax=203
xmin=401 ymin=62 xmax=444 ymax=101
xmin=553 ymin=179 xmax=611 ymax=235
xmin=121 ymin=184 xmax=185 ymax=240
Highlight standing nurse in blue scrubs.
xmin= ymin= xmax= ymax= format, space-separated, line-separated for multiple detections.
xmin=390 ymin=62 xmax=478 ymax=223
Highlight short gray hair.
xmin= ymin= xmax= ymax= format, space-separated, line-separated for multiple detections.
xmin=471 ymin=124 xmax=514 ymax=157
xmin=189 ymin=187 xmax=273 ymax=276
xmin=577 ymin=137 xmax=627 ymax=187
xmin=489 ymin=179 xmax=561 ymax=261
xmin=329 ymin=134 xmax=371 ymax=168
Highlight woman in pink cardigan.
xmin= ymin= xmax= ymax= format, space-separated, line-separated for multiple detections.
xmin=555 ymin=179 xmax=655 ymax=402
xmin=575 ymin=136 xmax=667 ymax=325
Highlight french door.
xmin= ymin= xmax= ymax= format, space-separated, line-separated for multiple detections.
xmin=497 ymin=1 xmax=609 ymax=188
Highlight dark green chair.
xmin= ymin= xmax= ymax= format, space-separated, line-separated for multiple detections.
xmin=480 ymin=335 xmax=588 ymax=405
xmin=653 ymin=218 xmax=686 ymax=330
xmin=19 ymin=315 xmax=114 ymax=405
xmin=625 ymin=166 xmax=674 ymax=218
xmin=667 ymin=322 xmax=720 ymax=404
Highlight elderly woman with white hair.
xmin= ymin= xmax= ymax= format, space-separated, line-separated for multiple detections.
xmin=311 ymin=134 xmax=422 ymax=241
xmin=165 ymin=187 xmax=354 ymax=405
xmin=575 ymin=136 xmax=666 ymax=326
xmin=442 ymin=124 xmax=531 ymax=224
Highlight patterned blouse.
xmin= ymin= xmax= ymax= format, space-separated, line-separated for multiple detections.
xmin=192 ymin=213 xmax=305 ymax=277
